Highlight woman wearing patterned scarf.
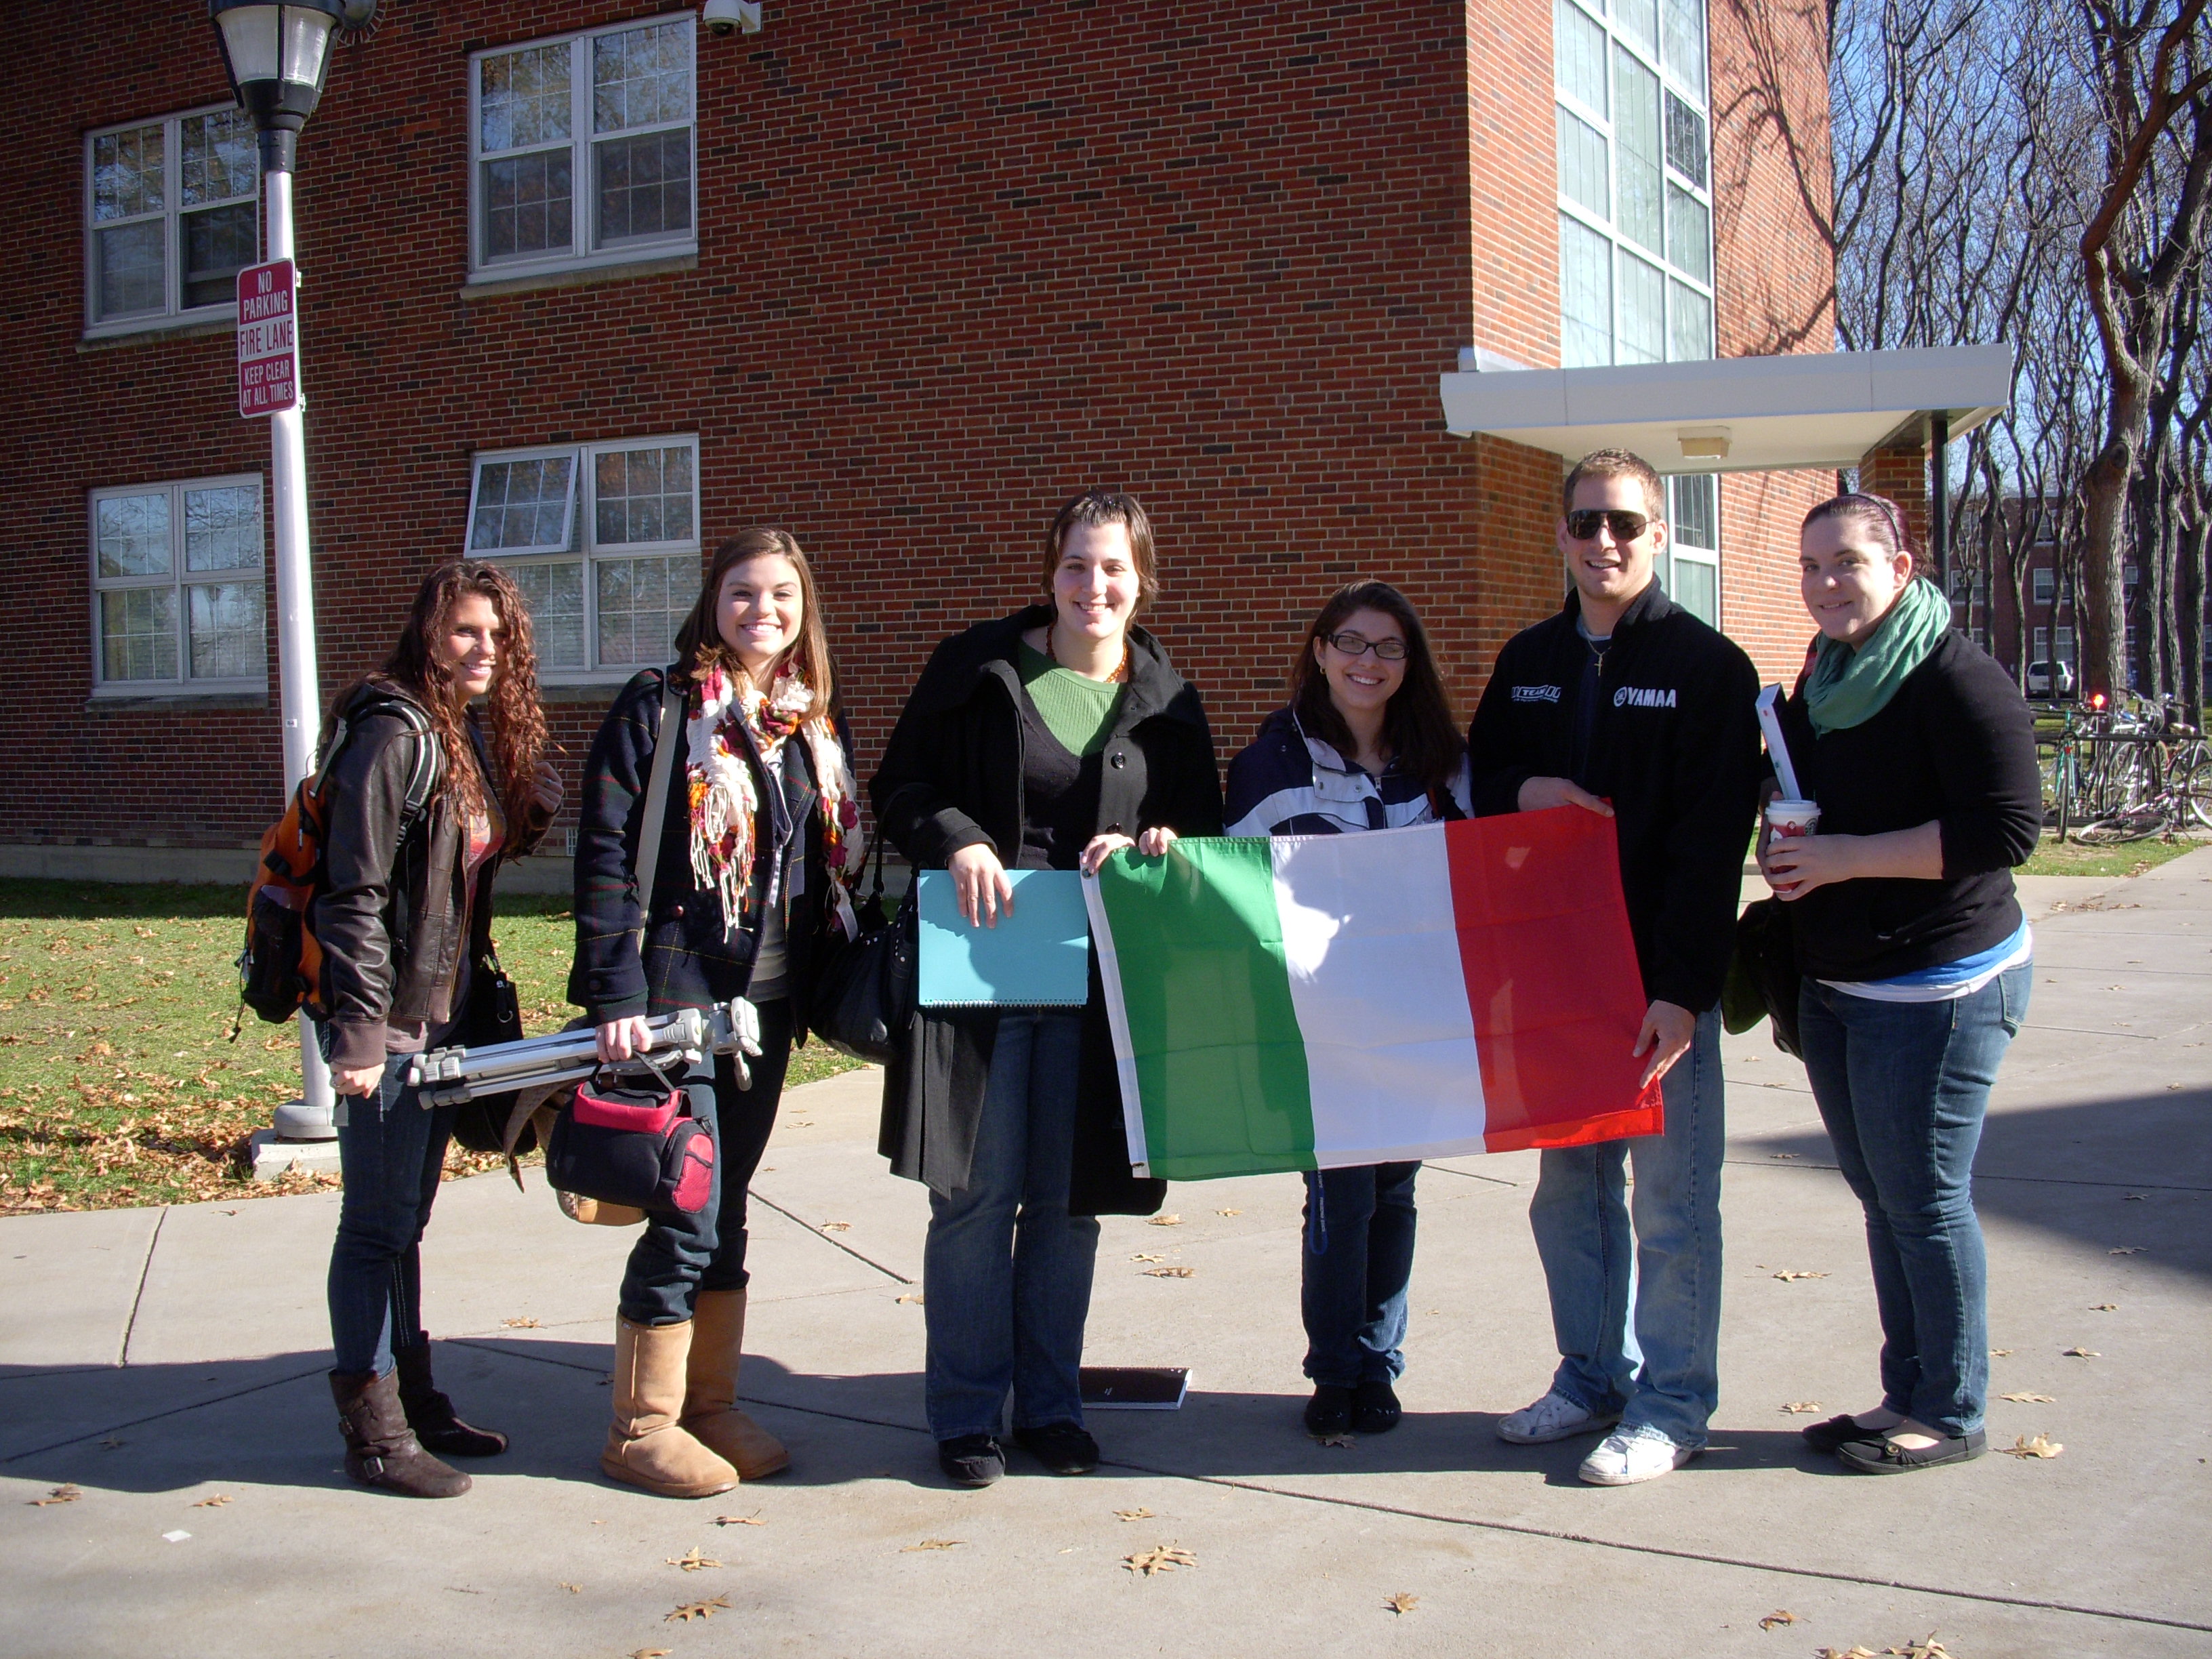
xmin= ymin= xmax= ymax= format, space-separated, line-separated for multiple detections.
xmin=571 ymin=527 xmax=864 ymax=1498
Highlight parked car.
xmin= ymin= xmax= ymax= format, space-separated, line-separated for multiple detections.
xmin=2028 ymin=660 xmax=2076 ymax=698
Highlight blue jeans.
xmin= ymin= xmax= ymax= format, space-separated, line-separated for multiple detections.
xmin=328 ymin=1054 xmax=454 ymax=1376
xmin=1528 ymin=1005 xmax=1725 ymax=1448
xmin=1797 ymin=966 xmax=2029 ymax=1439
xmin=619 ymin=999 xmax=794 ymax=1326
xmin=1301 ymin=1162 xmax=1419 ymax=1387
xmin=923 ymin=1011 xmax=1099 ymax=1441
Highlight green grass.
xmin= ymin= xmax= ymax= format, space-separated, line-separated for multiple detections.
xmin=0 ymin=880 xmax=860 ymax=1215
xmin=2018 ymin=832 xmax=2209 ymax=880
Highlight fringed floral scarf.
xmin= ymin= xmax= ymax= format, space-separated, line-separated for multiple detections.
xmin=685 ymin=663 xmax=864 ymax=940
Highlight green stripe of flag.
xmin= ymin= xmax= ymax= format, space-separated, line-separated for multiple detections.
xmin=1092 ymin=837 xmax=1315 ymax=1179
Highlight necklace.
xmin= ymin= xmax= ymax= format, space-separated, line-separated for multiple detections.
xmin=1045 ymin=622 xmax=1129 ymax=684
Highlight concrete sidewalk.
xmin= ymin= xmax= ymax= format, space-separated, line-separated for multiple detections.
xmin=4 ymin=853 xmax=2209 ymax=1658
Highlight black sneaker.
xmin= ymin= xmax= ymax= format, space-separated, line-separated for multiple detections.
xmin=1304 ymin=1384 xmax=1355 ymax=1436
xmin=937 ymin=1433 xmax=1005 ymax=1488
xmin=1012 ymin=1422 xmax=1100 ymax=1475
xmin=1352 ymin=1380 xmax=1402 ymax=1435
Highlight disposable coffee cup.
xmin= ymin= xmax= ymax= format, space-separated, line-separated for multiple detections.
xmin=1765 ymin=800 xmax=1820 ymax=838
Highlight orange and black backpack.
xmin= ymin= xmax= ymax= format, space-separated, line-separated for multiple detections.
xmin=237 ymin=693 xmax=440 ymax=1025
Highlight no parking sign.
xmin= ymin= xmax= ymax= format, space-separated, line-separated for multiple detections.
xmin=236 ymin=259 xmax=298 ymax=418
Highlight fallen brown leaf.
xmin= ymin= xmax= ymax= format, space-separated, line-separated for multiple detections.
xmin=664 ymin=1596 xmax=731 ymax=1622
xmin=1771 ymin=1269 xmax=1830 ymax=1281
xmin=628 ymin=1650 xmax=670 ymax=1659
xmin=1215 ymin=1208 xmax=1242 ymax=1216
xmin=1113 ymin=1507 xmax=1155 ymax=1521
xmin=1384 ymin=1592 xmax=1420 ymax=1614
xmin=2089 ymin=1303 xmax=2117 ymax=1311
xmin=1147 ymin=1214 xmax=1183 ymax=1226
xmin=895 ymin=1292 xmax=924 ymax=1304
xmin=1759 ymin=1610 xmax=1802 ymax=1629
xmin=1144 ymin=1265 xmax=1195 ymax=1278
xmin=1130 ymin=1252 xmax=1166 ymax=1263
xmin=191 ymin=1494 xmax=232 ymax=1508
xmin=1999 ymin=1433 xmax=2064 ymax=1459
xmin=1883 ymin=1635 xmax=1957 ymax=1659
xmin=712 ymin=1513 xmax=765 ymax=1526
xmin=1315 ymin=1431 xmax=1357 ymax=1448
xmin=1124 ymin=1544 xmax=1197 ymax=1576
xmin=500 ymin=1317 xmax=541 ymax=1329
xmin=1815 ymin=1647 xmax=1880 ymax=1659
xmin=666 ymin=1547 xmax=720 ymax=1571
xmin=2062 ymin=1347 xmax=2101 ymax=1358
xmin=29 ymin=1484 xmax=81 ymax=1506
xmin=1780 ymin=1401 xmax=1821 ymax=1414
xmin=2109 ymin=1246 xmax=2146 ymax=1255
xmin=901 ymin=1538 xmax=964 ymax=1551
xmin=1989 ymin=1347 xmax=2014 ymax=1357
xmin=1996 ymin=1391 xmax=2055 ymax=1404
xmin=819 ymin=1221 xmax=851 ymax=1232
xmin=557 ymin=1581 xmax=581 ymax=1593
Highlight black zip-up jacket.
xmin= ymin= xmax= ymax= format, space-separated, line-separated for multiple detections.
xmin=1467 ymin=582 xmax=1761 ymax=1015
xmin=570 ymin=665 xmax=849 ymax=1025
xmin=314 ymin=679 xmax=551 ymax=1071
xmin=1774 ymin=629 xmax=2041 ymax=981
xmin=869 ymin=606 xmax=1223 ymax=1215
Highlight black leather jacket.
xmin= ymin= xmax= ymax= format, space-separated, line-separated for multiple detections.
xmin=312 ymin=680 xmax=546 ymax=1071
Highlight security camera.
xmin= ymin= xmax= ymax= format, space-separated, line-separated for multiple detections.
xmin=702 ymin=0 xmax=762 ymax=36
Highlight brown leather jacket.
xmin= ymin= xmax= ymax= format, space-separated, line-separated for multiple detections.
xmin=311 ymin=680 xmax=550 ymax=1070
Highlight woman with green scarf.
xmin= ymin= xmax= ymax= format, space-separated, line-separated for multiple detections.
xmin=1758 ymin=491 xmax=2041 ymax=1475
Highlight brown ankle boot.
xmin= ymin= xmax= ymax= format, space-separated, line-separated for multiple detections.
xmin=601 ymin=1316 xmax=738 ymax=1498
xmin=682 ymin=1288 xmax=790 ymax=1480
xmin=329 ymin=1370 xmax=472 ymax=1498
xmin=394 ymin=1338 xmax=508 ymax=1458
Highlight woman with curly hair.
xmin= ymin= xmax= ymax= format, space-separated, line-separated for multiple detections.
xmin=316 ymin=560 xmax=561 ymax=1498
xmin=572 ymin=527 xmax=864 ymax=1498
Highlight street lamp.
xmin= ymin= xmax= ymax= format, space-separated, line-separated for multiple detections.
xmin=210 ymin=0 xmax=367 ymax=1162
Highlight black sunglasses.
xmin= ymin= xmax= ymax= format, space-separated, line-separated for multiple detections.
xmin=1565 ymin=508 xmax=1653 ymax=542
xmin=1325 ymin=630 xmax=1408 ymax=661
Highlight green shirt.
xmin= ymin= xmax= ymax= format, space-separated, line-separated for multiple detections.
xmin=1017 ymin=641 xmax=1125 ymax=758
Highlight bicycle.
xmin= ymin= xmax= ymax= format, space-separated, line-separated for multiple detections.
xmin=2073 ymin=703 xmax=2212 ymax=842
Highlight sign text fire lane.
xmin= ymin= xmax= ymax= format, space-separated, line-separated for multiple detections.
xmin=236 ymin=260 xmax=299 ymax=419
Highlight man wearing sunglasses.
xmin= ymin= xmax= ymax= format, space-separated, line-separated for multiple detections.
xmin=1466 ymin=447 xmax=1761 ymax=1486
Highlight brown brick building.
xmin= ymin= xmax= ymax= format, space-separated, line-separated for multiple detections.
xmin=3 ymin=0 xmax=1844 ymax=881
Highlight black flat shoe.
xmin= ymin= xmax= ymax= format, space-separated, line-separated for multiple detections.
xmin=1304 ymin=1384 xmax=1355 ymax=1436
xmin=937 ymin=1433 xmax=1005 ymax=1487
xmin=1800 ymin=1413 xmax=1882 ymax=1455
xmin=1352 ymin=1380 xmax=1402 ymax=1435
xmin=1837 ymin=1428 xmax=1986 ymax=1474
xmin=1013 ymin=1422 xmax=1100 ymax=1475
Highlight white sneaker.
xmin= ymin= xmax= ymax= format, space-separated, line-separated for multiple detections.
xmin=1578 ymin=1425 xmax=1700 ymax=1486
xmin=1496 ymin=1390 xmax=1620 ymax=1445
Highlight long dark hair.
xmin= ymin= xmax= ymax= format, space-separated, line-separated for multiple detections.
xmin=672 ymin=528 xmax=838 ymax=710
xmin=1286 ymin=581 xmax=1460 ymax=797
xmin=356 ymin=560 xmax=548 ymax=840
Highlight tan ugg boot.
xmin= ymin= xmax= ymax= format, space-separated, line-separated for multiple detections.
xmin=600 ymin=1317 xmax=738 ymax=1498
xmin=682 ymin=1288 xmax=791 ymax=1479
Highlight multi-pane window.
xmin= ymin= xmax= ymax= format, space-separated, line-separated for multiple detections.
xmin=90 ymin=476 xmax=265 ymax=691
xmin=1662 ymin=474 xmax=1720 ymax=628
xmin=2055 ymin=626 xmax=2075 ymax=669
xmin=470 ymin=16 xmax=695 ymax=279
xmin=85 ymin=106 xmax=259 ymax=331
xmin=467 ymin=436 xmax=700 ymax=676
xmin=1554 ymin=0 xmax=1715 ymax=367
xmin=2032 ymin=567 xmax=2055 ymax=605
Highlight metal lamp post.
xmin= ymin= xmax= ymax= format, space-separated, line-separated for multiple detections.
xmin=210 ymin=0 xmax=362 ymax=1153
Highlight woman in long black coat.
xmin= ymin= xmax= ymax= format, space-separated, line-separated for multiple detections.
xmin=871 ymin=489 xmax=1222 ymax=1488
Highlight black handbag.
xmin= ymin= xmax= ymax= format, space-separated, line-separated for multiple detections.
xmin=806 ymin=831 xmax=916 ymax=1065
xmin=544 ymin=1067 xmax=717 ymax=1215
xmin=443 ymin=951 xmax=533 ymax=1155
xmin=1723 ymin=897 xmax=1803 ymax=1059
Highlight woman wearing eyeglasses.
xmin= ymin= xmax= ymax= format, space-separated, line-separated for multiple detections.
xmin=1224 ymin=581 xmax=1471 ymax=1437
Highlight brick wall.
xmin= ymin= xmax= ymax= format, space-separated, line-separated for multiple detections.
xmin=0 ymin=0 xmax=1835 ymax=855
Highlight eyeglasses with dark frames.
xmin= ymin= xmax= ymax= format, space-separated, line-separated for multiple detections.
xmin=1325 ymin=630 xmax=1408 ymax=661
xmin=1565 ymin=508 xmax=1654 ymax=543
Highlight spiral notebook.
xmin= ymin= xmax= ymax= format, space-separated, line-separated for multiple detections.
xmin=916 ymin=868 xmax=1091 ymax=1008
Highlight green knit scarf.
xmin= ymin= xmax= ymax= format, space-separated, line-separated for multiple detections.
xmin=1804 ymin=576 xmax=1952 ymax=735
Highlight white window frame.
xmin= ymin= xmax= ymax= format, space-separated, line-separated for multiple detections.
xmin=2032 ymin=566 xmax=2055 ymax=605
xmin=1662 ymin=474 xmax=1721 ymax=626
xmin=466 ymin=434 xmax=701 ymax=682
xmin=467 ymin=13 xmax=699 ymax=285
xmin=83 ymin=102 xmax=260 ymax=338
xmin=88 ymin=472 xmax=266 ymax=697
xmin=1554 ymin=0 xmax=1715 ymax=368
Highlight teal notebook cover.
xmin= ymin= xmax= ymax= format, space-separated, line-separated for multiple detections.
xmin=917 ymin=869 xmax=1091 ymax=1007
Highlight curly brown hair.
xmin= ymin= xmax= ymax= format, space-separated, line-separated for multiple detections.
xmin=357 ymin=560 xmax=548 ymax=844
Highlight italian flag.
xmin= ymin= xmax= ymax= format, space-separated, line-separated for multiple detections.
xmin=1084 ymin=808 xmax=1663 ymax=1181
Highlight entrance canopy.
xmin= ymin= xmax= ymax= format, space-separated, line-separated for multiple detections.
xmin=1437 ymin=344 xmax=2012 ymax=476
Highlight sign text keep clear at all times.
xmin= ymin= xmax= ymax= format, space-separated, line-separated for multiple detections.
xmin=236 ymin=260 xmax=298 ymax=419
